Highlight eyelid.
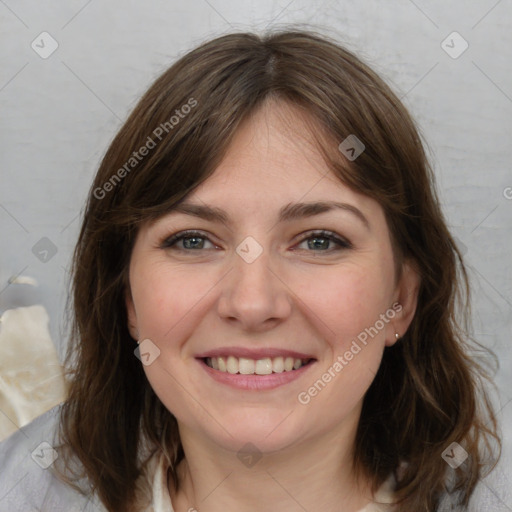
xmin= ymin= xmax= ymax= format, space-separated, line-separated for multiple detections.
xmin=159 ymin=229 xmax=215 ymax=249
xmin=294 ymin=229 xmax=352 ymax=251
xmin=160 ymin=228 xmax=352 ymax=252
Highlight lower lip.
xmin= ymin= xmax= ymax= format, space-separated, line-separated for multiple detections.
xmin=197 ymin=358 xmax=316 ymax=390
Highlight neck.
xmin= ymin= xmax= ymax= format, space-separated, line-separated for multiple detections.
xmin=168 ymin=409 xmax=374 ymax=512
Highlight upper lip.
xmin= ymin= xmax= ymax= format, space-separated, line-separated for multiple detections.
xmin=196 ymin=347 xmax=316 ymax=360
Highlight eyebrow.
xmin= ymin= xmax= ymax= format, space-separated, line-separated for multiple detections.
xmin=170 ymin=200 xmax=370 ymax=229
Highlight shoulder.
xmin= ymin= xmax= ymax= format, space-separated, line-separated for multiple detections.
xmin=0 ymin=404 xmax=105 ymax=512
xmin=436 ymin=454 xmax=512 ymax=511
xmin=375 ymin=458 xmax=512 ymax=511
xmin=466 ymin=456 xmax=512 ymax=511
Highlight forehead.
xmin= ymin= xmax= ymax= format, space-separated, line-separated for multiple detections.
xmin=183 ymin=99 xmax=379 ymax=221
xmin=210 ymin=99 xmax=329 ymax=182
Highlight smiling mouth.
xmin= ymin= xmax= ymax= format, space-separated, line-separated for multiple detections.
xmin=202 ymin=356 xmax=315 ymax=375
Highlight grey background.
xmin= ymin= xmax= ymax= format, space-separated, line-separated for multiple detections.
xmin=1 ymin=0 xmax=511 ymax=491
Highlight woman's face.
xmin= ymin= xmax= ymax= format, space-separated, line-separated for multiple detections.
xmin=126 ymin=100 xmax=418 ymax=454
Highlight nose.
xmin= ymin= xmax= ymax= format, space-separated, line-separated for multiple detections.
xmin=217 ymin=243 xmax=292 ymax=332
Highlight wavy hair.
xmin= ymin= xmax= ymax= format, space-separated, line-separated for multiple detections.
xmin=53 ymin=29 xmax=501 ymax=511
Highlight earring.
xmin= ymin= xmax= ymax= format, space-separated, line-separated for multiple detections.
xmin=395 ymin=333 xmax=400 ymax=340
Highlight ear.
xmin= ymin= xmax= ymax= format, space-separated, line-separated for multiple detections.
xmin=125 ymin=288 xmax=139 ymax=341
xmin=386 ymin=259 xmax=420 ymax=347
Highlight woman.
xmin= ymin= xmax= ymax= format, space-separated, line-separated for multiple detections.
xmin=0 ymin=29 xmax=502 ymax=511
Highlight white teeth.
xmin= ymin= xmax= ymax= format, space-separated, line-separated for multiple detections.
xmin=205 ymin=356 xmax=310 ymax=375
xmin=226 ymin=356 xmax=238 ymax=374
xmin=239 ymin=357 xmax=255 ymax=374
xmin=255 ymin=358 xmax=273 ymax=375
xmin=273 ymin=356 xmax=284 ymax=373
xmin=284 ymin=357 xmax=294 ymax=371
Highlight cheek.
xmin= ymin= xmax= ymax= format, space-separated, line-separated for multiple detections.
xmin=130 ymin=262 xmax=208 ymax=420
xmin=294 ymin=260 xmax=394 ymax=347
xmin=130 ymin=261 xmax=208 ymax=340
xmin=295 ymin=266 xmax=392 ymax=419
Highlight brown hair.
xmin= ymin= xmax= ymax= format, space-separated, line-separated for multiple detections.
xmin=54 ymin=28 xmax=501 ymax=511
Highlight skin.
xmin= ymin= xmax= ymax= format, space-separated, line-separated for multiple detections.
xmin=126 ymin=99 xmax=419 ymax=512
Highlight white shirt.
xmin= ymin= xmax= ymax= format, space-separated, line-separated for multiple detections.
xmin=1 ymin=405 xmax=510 ymax=511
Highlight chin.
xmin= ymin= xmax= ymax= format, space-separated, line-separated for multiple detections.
xmin=204 ymin=411 xmax=307 ymax=454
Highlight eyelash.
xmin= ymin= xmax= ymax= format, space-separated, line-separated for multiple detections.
xmin=160 ymin=229 xmax=352 ymax=253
